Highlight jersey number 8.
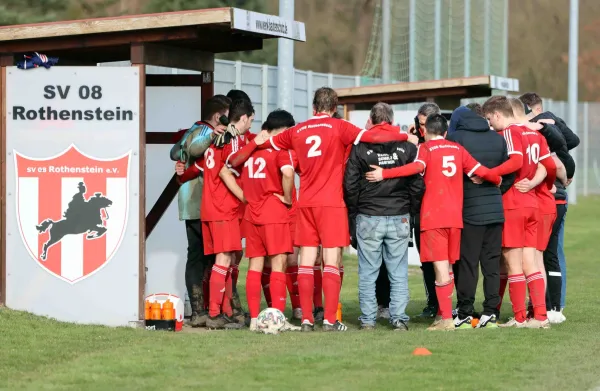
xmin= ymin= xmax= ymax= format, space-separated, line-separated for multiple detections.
xmin=205 ymin=148 xmax=215 ymax=169
xmin=442 ymin=155 xmax=457 ymax=177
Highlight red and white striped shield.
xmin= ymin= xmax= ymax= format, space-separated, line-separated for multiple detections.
xmin=14 ymin=145 xmax=130 ymax=284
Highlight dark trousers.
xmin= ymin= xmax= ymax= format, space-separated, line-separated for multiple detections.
xmin=544 ymin=204 xmax=567 ymax=310
xmin=456 ymin=223 xmax=503 ymax=318
xmin=185 ymin=219 xmax=214 ymax=315
xmin=414 ymin=215 xmax=438 ymax=309
xmin=376 ymin=261 xmax=390 ymax=307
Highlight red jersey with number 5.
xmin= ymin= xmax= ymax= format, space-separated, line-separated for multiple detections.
xmin=200 ymin=135 xmax=249 ymax=221
xmin=268 ymin=114 xmax=366 ymax=208
xmin=235 ymin=148 xmax=298 ymax=225
xmin=500 ymin=124 xmax=538 ymax=210
xmin=415 ymin=137 xmax=486 ymax=230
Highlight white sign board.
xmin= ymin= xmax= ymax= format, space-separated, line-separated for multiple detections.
xmin=5 ymin=66 xmax=140 ymax=326
xmin=232 ymin=8 xmax=306 ymax=42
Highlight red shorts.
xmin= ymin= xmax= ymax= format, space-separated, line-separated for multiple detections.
xmin=420 ymin=228 xmax=461 ymax=263
xmin=503 ymin=207 xmax=538 ymax=248
xmin=295 ymin=207 xmax=350 ymax=248
xmin=202 ymin=219 xmax=242 ymax=255
xmin=245 ymin=222 xmax=293 ymax=258
xmin=537 ymin=212 xmax=557 ymax=251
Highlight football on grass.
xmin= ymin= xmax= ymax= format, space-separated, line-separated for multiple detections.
xmin=257 ymin=308 xmax=286 ymax=334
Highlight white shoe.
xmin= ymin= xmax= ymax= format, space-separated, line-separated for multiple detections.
xmin=292 ymin=308 xmax=303 ymax=320
xmin=524 ymin=318 xmax=551 ymax=329
xmin=377 ymin=307 xmax=391 ymax=320
xmin=498 ymin=317 xmax=527 ymax=328
xmin=249 ymin=318 xmax=258 ymax=332
xmin=281 ymin=319 xmax=301 ymax=332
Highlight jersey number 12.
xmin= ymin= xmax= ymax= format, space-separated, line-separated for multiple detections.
xmin=245 ymin=157 xmax=266 ymax=178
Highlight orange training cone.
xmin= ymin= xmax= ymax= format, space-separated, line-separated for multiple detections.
xmin=412 ymin=347 xmax=432 ymax=356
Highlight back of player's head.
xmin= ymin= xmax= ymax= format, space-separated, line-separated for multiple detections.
xmin=418 ymin=102 xmax=441 ymax=118
xmin=482 ymin=96 xmax=514 ymax=118
xmin=424 ymin=114 xmax=448 ymax=136
xmin=226 ymin=89 xmax=251 ymax=103
xmin=519 ymin=92 xmax=543 ymax=110
xmin=313 ymin=87 xmax=338 ymax=113
xmin=264 ymin=109 xmax=295 ymax=131
xmin=229 ymin=99 xmax=255 ymax=122
xmin=370 ymin=102 xmax=394 ymax=125
xmin=202 ymin=95 xmax=231 ymax=122
xmin=509 ymin=98 xmax=526 ymax=118
xmin=466 ymin=102 xmax=483 ymax=117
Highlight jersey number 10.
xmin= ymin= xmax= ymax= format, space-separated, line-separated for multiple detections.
xmin=526 ymin=143 xmax=540 ymax=164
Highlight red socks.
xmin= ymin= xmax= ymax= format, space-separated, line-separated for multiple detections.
xmin=508 ymin=274 xmax=527 ymax=323
xmin=222 ymin=268 xmax=233 ymax=317
xmin=313 ymin=265 xmax=323 ymax=308
xmin=497 ymin=273 xmax=508 ymax=311
xmin=261 ymin=267 xmax=272 ymax=307
xmin=435 ymin=280 xmax=454 ymax=320
xmin=246 ymin=270 xmax=262 ymax=319
xmin=286 ymin=266 xmax=300 ymax=309
xmin=208 ymin=265 xmax=228 ymax=317
xmin=526 ymin=272 xmax=547 ymax=321
xmin=298 ymin=266 xmax=315 ymax=324
xmin=270 ymin=271 xmax=287 ymax=313
xmin=322 ymin=266 xmax=341 ymax=324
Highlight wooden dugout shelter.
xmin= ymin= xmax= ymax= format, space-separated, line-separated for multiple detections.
xmin=0 ymin=8 xmax=306 ymax=317
xmin=336 ymin=75 xmax=520 ymax=118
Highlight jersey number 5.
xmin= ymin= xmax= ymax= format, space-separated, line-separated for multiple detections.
xmin=442 ymin=155 xmax=457 ymax=177
xmin=526 ymin=143 xmax=540 ymax=164
xmin=245 ymin=157 xmax=266 ymax=178
xmin=306 ymin=135 xmax=322 ymax=158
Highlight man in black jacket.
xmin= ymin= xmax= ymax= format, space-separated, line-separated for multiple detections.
xmin=344 ymin=103 xmax=425 ymax=331
xmin=446 ymin=104 xmax=515 ymax=328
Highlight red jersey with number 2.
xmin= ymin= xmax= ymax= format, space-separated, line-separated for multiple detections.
xmin=269 ymin=114 xmax=366 ymax=208
xmin=200 ymin=135 xmax=248 ymax=221
xmin=415 ymin=137 xmax=486 ymax=231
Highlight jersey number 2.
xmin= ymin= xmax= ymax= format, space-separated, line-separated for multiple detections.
xmin=442 ymin=155 xmax=457 ymax=177
xmin=245 ymin=157 xmax=266 ymax=178
xmin=306 ymin=135 xmax=322 ymax=157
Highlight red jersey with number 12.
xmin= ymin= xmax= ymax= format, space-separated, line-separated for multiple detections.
xmin=416 ymin=138 xmax=486 ymax=231
xmin=500 ymin=124 xmax=538 ymax=210
xmin=200 ymin=135 xmax=249 ymax=221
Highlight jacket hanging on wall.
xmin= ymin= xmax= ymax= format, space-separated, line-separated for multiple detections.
xmin=16 ymin=52 xmax=59 ymax=70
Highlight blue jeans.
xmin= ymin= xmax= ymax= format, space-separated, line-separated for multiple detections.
xmin=558 ymin=202 xmax=568 ymax=308
xmin=356 ymin=214 xmax=410 ymax=325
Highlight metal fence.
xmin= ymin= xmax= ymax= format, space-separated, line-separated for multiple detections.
xmin=100 ymin=59 xmax=599 ymax=202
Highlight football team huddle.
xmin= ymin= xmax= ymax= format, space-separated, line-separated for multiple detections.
xmin=171 ymin=87 xmax=575 ymax=332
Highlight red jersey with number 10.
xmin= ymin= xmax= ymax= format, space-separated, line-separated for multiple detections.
xmin=200 ymin=135 xmax=249 ymax=221
xmin=523 ymin=131 xmax=554 ymax=214
xmin=415 ymin=138 xmax=486 ymax=231
xmin=500 ymin=124 xmax=538 ymax=210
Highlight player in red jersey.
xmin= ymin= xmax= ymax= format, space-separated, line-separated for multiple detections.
xmin=482 ymin=96 xmax=551 ymax=329
xmin=177 ymin=99 xmax=255 ymax=329
xmin=366 ymin=114 xmax=502 ymax=331
xmin=227 ymin=88 xmax=417 ymax=332
xmin=222 ymin=109 xmax=302 ymax=332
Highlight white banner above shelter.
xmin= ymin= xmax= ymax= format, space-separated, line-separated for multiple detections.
xmin=232 ymin=8 xmax=306 ymax=42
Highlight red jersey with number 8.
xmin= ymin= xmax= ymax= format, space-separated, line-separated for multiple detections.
xmin=200 ymin=135 xmax=248 ymax=221
xmin=268 ymin=114 xmax=366 ymax=208
xmin=415 ymin=137 xmax=487 ymax=231
xmin=500 ymin=124 xmax=538 ymax=210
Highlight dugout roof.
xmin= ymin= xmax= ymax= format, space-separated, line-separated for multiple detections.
xmin=336 ymin=75 xmax=520 ymax=110
xmin=0 ymin=8 xmax=306 ymax=67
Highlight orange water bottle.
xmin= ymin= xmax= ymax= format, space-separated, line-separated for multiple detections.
xmin=150 ymin=301 xmax=162 ymax=320
xmin=162 ymin=299 xmax=174 ymax=320
xmin=336 ymin=302 xmax=343 ymax=322
xmin=144 ymin=300 xmax=152 ymax=320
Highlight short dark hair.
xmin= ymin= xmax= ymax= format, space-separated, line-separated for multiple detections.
xmin=466 ymin=102 xmax=483 ymax=117
xmin=313 ymin=87 xmax=338 ymax=113
xmin=519 ymin=92 xmax=543 ymax=108
xmin=227 ymin=89 xmax=251 ymax=103
xmin=482 ymin=96 xmax=514 ymax=118
xmin=370 ymin=102 xmax=394 ymax=125
xmin=228 ymin=99 xmax=254 ymax=122
xmin=202 ymin=95 xmax=231 ymax=121
xmin=418 ymin=103 xmax=440 ymax=117
xmin=424 ymin=114 xmax=448 ymax=136
xmin=263 ymin=109 xmax=295 ymax=131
